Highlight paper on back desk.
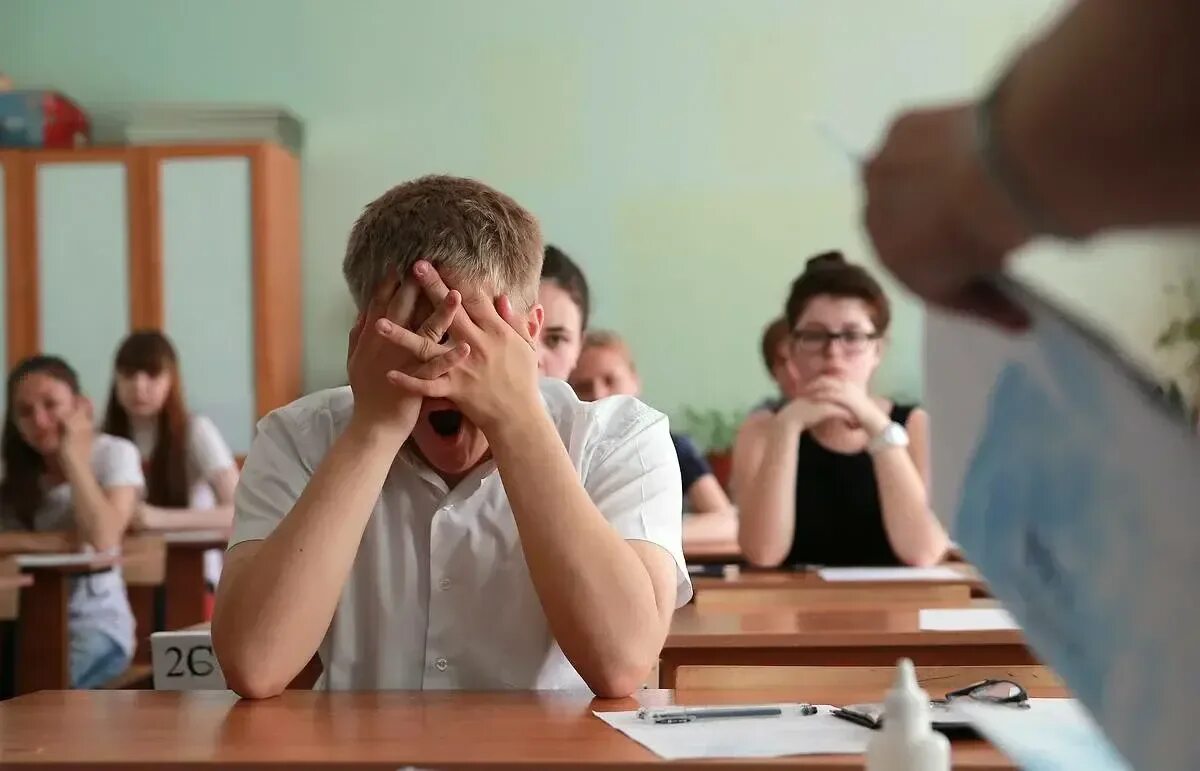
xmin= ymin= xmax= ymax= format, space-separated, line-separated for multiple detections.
xmin=926 ymin=277 xmax=1200 ymax=770
xmin=593 ymin=705 xmax=870 ymax=759
xmin=919 ymin=608 xmax=1018 ymax=631
xmin=960 ymin=699 xmax=1130 ymax=771
xmin=818 ymin=566 xmax=964 ymax=582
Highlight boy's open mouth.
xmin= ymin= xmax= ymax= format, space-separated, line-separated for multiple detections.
xmin=428 ymin=409 xmax=464 ymax=437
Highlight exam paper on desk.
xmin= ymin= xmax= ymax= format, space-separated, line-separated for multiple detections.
xmin=593 ymin=704 xmax=871 ymax=759
xmin=926 ymin=277 xmax=1200 ymax=771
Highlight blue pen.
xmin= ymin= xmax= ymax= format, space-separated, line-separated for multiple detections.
xmin=637 ymin=704 xmax=817 ymax=724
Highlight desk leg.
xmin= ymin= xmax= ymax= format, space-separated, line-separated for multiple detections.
xmin=17 ymin=572 xmax=70 ymax=693
xmin=165 ymin=548 xmax=207 ymax=630
xmin=659 ymin=651 xmax=681 ymax=689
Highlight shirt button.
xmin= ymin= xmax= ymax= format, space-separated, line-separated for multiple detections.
xmin=438 ymin=577 xmax=451 ymax=590
xmin=434 ymin=657 xmax=448 ymax=672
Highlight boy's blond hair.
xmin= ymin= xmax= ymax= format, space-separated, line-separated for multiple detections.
xmin=581 ymin=330 xmax=636 ymax=371
xmin=342 ymin=175 xmax=544 ymax=310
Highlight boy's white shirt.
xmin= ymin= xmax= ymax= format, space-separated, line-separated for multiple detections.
xmin=229 ymin=378 xmax=691 ymax=691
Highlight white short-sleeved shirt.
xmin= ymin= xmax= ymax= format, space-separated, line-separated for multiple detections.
xmin=230 ymin=379 xmax=691 ymax=691
xmin=131 ymin=414 xmax=236 ymax=510
xmin=132 ymin=414 xmax=235 ymax=585
xmin=0 ymin=434 xmax=144 ymax=656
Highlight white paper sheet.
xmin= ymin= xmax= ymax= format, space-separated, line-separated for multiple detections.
xmin=817 ymin=566 xmax=965 ymax=582
xmin=960 ymin=699 xmax=1130 ymax=771
xmin=926 ymin=277 xmax=1198 ymax=770
xmin=919 ymin=608 xmax=1018 ymax=631
xmin=15 ymin=552 xmax=109 ymax=568
xmin=162 ymin=529 xmax=230 ymax=544
xmin=593 ymin=704 xmax=871 ymax=760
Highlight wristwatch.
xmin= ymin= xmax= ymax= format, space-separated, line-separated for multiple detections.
xmin=867 ymin=421 xmax=909 ymax=455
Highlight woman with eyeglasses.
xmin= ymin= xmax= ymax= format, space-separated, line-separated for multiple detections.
xmin=733 ymin=252 xmax=947 ymax=568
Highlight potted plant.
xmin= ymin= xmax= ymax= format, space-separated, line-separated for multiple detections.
xmin=677 ymin=407 xmax=744 ymax=490
xmin=1155 ymin=280 xmax=1200 ymax=426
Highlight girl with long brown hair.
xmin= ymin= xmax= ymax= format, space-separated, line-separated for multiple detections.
xmin=0 ymin=355 xmax=143 ymax=687
xmin=103 ymin=331 xmax=239 ymax=588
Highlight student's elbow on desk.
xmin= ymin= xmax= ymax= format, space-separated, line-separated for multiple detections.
xmin=738 ymin=533 xmax=788 ymax=569
xmin=892 ymin=533 xmax=950 ymax=568
xmin=582 ymin=653 xmax=657 ymax=699
xmin=212 ymin=620 xmax=292 ymax=700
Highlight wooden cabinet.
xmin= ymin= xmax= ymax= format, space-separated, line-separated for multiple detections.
xmin=0 ymin=143 xmax=301 ymax=453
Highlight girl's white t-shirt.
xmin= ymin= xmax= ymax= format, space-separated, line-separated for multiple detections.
xmin=131 ymin=414 xmax=236 ymax=584
xmin=0 ymin=434 xmax=145 ymax=656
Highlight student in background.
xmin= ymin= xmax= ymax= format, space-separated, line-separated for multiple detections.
xmin=103 ymin=330 xmax=239 ymax=591
xmin=730 ymin=318 xmax=803 ymax=496
xmin=0 ymin=356 xmax=142 ymax=687
xmin=736 ymin=252 xmax=947 ymax=568
xmin=213 ymin=176 xmax=687 ymax=698
xmin=751 ymin=317 xmax=802 ymax=414
xmin=536 ymin=244 xmax=590 ymax=380
xmin=571 ymin=330 xmax=736 ymax=544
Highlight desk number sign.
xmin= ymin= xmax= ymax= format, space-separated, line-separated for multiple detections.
xmin=150 ymin=629 xmax=227 ymax=690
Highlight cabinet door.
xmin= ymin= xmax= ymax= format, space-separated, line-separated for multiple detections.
xmin=36 ymin=162 xmax=130 ymax=407
xmin=160 ymin=157 xmax=255 ymax=454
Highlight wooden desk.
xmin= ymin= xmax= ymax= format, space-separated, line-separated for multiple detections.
xmin=683 ymin=538 xmax=742 ymax=565
xmin=690 ymin=565 xmax=987 ymax=609
xmin=660 ymin=605 xmax=1034 ymax=688
xmin=0 ymin=688 xmax=1032 ymax=768
xmin=692 ymin=564 xmax=985 ymax=593
xmin=160 ymin=529 xmax=229 ymax=630
xmin=14 ymin=554 xmax=120 ymax=694
xmin=0 ymin=572 xmax=33 ymax=622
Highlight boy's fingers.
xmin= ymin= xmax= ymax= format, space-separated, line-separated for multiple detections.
xmin=412 ymin=260 xmax=452 ymax=303
xmin=416 ymin=290 xmax=461 ymax=341
xmin=386 ymin=279 xmax=420 ymax=328
xmin=417 ymin=343 xmax=470 ymax=379
xmin=366 ymin=267 xmax=401 ymax=323
xmin=375 ymin=319 xmax=448 ymax=362
xmin=496 ymin=296 xmax=534 ymax=345
xmin=386 ymin=370 xmax=453 ymax=399
xmin=413 ymin=260 xmax=489 ymax=343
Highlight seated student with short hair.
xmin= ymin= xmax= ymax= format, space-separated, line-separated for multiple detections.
xmin=735 ymin=252 xmax=948 ymax=568
xmin=570 ymin=330 xmax=736 ymax=545
xmin=751 ymin=317 xmax=802 ymax=415
xmin=536 ymin=244 xmax=590 ymax=380
xmin=0 ymin=356 xmax=143 ymax=688
xmin=213 ymin=176 xmax=689 ymax=699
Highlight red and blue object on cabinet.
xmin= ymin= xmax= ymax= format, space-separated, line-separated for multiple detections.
xmin=0 ymin=90 xmax=91 ymax=148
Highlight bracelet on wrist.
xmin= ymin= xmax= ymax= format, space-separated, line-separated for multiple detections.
xmin=976 ymin=67 xmax=1073 ymax=239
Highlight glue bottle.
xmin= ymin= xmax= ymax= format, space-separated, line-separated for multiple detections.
xmin=866 ymin=658 xmax=950 ymax=771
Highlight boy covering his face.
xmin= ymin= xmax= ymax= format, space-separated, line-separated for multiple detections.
xmin=213 ymin=175 xmax=690 ymax=698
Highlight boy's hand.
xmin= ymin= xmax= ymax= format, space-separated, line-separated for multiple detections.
xmin=388 ymin=261 xmax=541 ymax=435
xmin=347 ymin=268 xmax=469 ymax=441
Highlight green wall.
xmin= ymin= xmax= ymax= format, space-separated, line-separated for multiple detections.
xmin=4 ymin=0 xmax=1192 ymax=424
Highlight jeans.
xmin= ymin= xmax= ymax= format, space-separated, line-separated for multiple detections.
xmin=70 ymin=629 xmax=130 ymax=689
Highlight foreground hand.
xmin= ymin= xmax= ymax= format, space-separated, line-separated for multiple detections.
xmin=387 ymin=261 xmax=541 ymax=434
xmin=58 ymin=398 xmax=95 ymax=470
xmin=802 ymin=377 xmax=890 ymax=436
xmin=863 ymin=103 xmax=1032 ymax=330
xmin=347 ymin=267 xmax=469 ymax=439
